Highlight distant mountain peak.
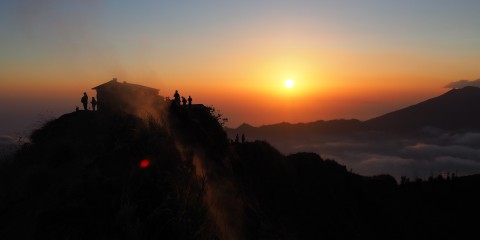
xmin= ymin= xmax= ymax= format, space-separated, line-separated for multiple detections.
xmin=365 ymin=86 xmax=480 ymax=131
xmin=228 ymin=86 xmax=480 ymax=134
xmin=445 ymin=86 xmax=480 ymax=94
xmin=237 ymin=123 xmax=255 ymax=130
xmin=238 ymin=122 xmax=253 ymax=127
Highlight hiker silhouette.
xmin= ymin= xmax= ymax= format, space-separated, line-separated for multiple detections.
xmin=242 ymin=134 xmax=245 ymax=143
xmin=174 ymin=90 xmax=180 ymax=105
xmin=188 ymin=96 xmax=192 ymax=106
xmin=182 ymin=96 xmax=187 ymax=106
xmin=235 ymin=134 xmax=239 ymax=143
xmin=91 ymin=97 xmax=97 ymax=111
xmin=81 ymin=92 xmax=88 ymax=110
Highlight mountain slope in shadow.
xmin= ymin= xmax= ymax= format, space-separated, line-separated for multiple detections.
xmin=365 ymin=86 xmax=480 ymax=131
xmin=1 ymin=98 xmax=480 ymax=239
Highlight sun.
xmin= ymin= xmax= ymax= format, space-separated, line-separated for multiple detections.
xmin=284 ymin=79 xmax=295 ymax=88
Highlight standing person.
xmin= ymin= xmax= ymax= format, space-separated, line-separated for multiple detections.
xmin=188 ymin=95 xmax=192 ymax=106
xmin=241 ymin=134 xmax=245 ymax=143
xmin=91 ymin=97 xmax=97 ymax=111
xmin=181 ymin=96 xmax=187 ymax=106
xmin=81 ymin=92 xmax=88 ymax=110
xmin=173 ymin=90 xmax=180 ymax=105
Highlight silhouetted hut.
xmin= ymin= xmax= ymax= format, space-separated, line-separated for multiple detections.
xmin=92 ymin=78 xmax=164 ymax=114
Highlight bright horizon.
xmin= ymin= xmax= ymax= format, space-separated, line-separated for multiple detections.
xmin=2 ymin=1 xmax=480 ymax=134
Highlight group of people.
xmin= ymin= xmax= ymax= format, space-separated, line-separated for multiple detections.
xmin=79 ymin=89 xmax=194 ymax=112
xmin=80 ymin=92 xmax=97 ymax=111
xmin=234 ymin=133 xmax=246 ymax=143
xmin=173 ymin=90 xmax=193 ymax=106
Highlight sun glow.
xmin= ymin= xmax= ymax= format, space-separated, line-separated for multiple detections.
xmin=285 ymin=79 xmax=295 ymax=88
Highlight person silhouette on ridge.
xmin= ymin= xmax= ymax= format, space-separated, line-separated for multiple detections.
xmin=91 ymin=97 xmax=97 ymax=111
xmin=242 ymin=134 xmax=245 ymax=143
xmin=81 ymin=92 xmax=88 ymax=111
xmin=235 ymin=134 xmax=239 ymax=143
xmin=188 ymin=95 xmax=192 ymax=106
xmin=182 ymin=96 xmax=187 ymax=106
xmin=174 ymin=90 xmax=180 ymax=105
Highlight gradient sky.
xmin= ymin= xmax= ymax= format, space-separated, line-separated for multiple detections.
xmin=1 ymin=0 xmax=480 ymax=135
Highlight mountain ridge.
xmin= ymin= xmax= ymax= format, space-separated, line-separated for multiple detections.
xmin=365 ymin=86 xmax=480 ymax=131
xmin=2 ymin=87 xmax=480 ymax=239
xmin=227 ymin=86 xmax=480 ymax=134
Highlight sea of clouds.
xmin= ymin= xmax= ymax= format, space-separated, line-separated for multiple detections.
xmin=270 ymin=128 xmax=480 ymax=181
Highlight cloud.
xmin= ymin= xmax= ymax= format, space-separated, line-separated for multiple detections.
xmin=354 ymin=154 xmax=417 ymax=178
xmin=403 ymin=143 xmax=480 ymax=160
xmin=435 ymin=156 xmax=480 ymax=168
xmin=0 ymin=134 xmax=20 ymax=156
xmin=445 ymin=79 xmax=480 ymax=88
xmin=260 ymin=130 xmax=480 ymax=181
xmin=451 ymin=132 xmax=480 ymax=147
xmin=0 ymin=135 xmax=16 ymax=146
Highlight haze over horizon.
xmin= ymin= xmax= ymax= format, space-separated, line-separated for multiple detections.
xmin=2 ymin=0 xmax=480 ymax=134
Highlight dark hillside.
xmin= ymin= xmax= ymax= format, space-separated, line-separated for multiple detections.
xmin=365 ymin=86 xmax=480 ymax=131
xmin=231 ymin=146 xmax=400 ymax=239
xmin=1 ymin=103 xmax=480 ymax=239
xmin=0 ymin=108 xmax=221 ymax=239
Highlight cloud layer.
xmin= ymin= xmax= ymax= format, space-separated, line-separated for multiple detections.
xmin=445 ymin=79 xmax=480 ymax=88
xmin=262 ymin=129 xmax=480 ymax=181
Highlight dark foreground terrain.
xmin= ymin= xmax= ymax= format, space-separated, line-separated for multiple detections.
xmin=1 ymin=104 xmax=479 ymax=239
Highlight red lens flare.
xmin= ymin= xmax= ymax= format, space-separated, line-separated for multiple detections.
xmin=140 ymin=159 xmax=150 ymax=168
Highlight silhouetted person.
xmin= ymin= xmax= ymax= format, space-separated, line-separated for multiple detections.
xmin=174 ymin=90 xmax=180 ymax=105
xmin=188 ymin=95 xmax=192 ymax=106
xmin=241 ymin=134 xmax=245 ymax=143
xmin=75 ymin=106 xmax=79 ymax=112
xmin=81 ymin=92 xmax=88 ymax=110
xmin=182 ymin=96 xmax=187 ymax=106
xmin=91 ymin=97 xmax=97 ymax=111
xmin=235 ymin=134 xmax=239 ymax=143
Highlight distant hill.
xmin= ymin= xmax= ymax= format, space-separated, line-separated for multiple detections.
xmin=227 ymin=119 xmax=364 ymax=141
xmin=365 ymin=86 xmax=480 ymax=131
xmin=228 ymin=86 xmax=480 ymax=136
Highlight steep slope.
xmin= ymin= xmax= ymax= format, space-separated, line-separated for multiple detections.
xmin=365 ymin=86 xmax=480 ymax=131
xmin=2 ymin=100 xmax=480 ymax=239
xmin=0 ymin=107 xmax=229 ymax=240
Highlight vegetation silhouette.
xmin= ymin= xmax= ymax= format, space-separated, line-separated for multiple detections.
xmin=1 ymin=86 xmax=480 ymax=239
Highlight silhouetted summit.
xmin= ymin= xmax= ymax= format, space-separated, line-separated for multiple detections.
xmin=365 ymin=86 xmax=480 ymax=131
xmin=2 ymin=84 xmax=480 ymax=239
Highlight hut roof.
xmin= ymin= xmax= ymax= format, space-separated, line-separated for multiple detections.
xmin=92 ymin=78 xmax=159 ymax=94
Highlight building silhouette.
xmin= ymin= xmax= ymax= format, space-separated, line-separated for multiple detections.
xmin=91 ymin=78 xmax=209 ymax=117
xmin=92 ymin=78 xmax=164 ymax=114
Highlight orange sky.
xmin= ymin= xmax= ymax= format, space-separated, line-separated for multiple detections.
xmin=1 ymin=1 xmax=480 ymax=133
